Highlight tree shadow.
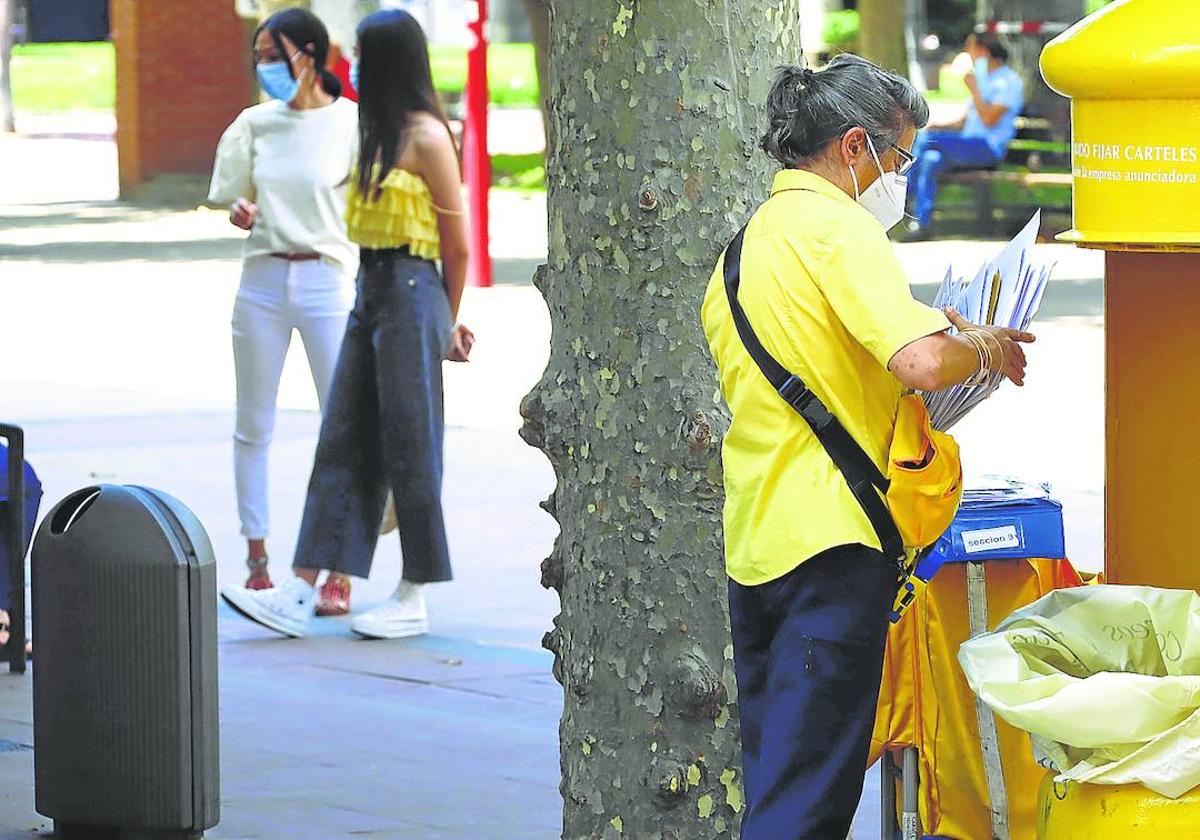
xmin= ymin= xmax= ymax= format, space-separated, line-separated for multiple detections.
xmin=0 ymin=202 xmax=183 ymax=233
xmin=0 ymin=200 xmax=240 ymax=263
xmin=493 ymin=257 xmax=545 ymax=287
xmin=0 ymin=239 xmax=240 ymax=264
xmin=13 ymin=130 xmax=114 ymax=142
xmin=1 ymin=201 xmax=550 ymax=277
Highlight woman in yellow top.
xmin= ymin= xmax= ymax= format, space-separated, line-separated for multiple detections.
xmin=701 ymin=57 xmax=1034 ymax=838
xmin=222 ymin=9 xmax=473 ymax=640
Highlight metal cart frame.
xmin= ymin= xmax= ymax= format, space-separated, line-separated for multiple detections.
xmin=879 ymin=560 xmax=1010 ymax=840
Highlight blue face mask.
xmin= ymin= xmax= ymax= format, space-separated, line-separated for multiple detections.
xmin=349 ymin=60 xmax=359 ymax=94
xmin=973 ymin=57 xmax=991 ymax=81
xmin=257 ymin=59 xmax=300 ymax=104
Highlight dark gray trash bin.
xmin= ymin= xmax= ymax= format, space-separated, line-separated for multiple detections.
xmin=31 ymin=485 xmax=219 ymax=840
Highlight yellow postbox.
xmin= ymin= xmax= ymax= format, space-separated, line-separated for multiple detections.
xmin=1042 ymin=0 xmax=1200 ymax=591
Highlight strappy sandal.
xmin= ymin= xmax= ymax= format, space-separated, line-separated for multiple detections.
xmin=315 ymin=573 xmax=352 ymax=617
xmin=245 ymin=555 xmax=274 ymax=590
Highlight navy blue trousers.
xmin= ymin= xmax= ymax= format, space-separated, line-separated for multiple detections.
xmin=909 ymin=130 xmax=1004 ymax=226
xmin=293 ymin=248 xmax=454 ymax=583
xmin=729 ymin=544 xmax=898 ymax=839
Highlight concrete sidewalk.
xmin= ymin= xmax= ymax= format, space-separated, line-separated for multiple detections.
xmin=0 ymin=382 xmax=910 ymax=839
xmin=0 ymin=127 xmax=570 ymax=836
xmin=0 ymin=123 xmax=1105 ymax=838
xmin=0 ymin=387 xmax=562 ymax=839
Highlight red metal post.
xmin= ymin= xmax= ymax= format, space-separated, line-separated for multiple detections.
xmin=463 ymin=0 xmax=492 ymax=287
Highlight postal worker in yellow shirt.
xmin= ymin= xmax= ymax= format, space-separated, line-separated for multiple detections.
xmin=701 ymin=55 xmax=1035 ymax=839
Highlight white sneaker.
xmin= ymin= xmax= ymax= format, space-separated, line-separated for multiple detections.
xmin=351 ymin=581 xmax=429 ymax=640
xmin=221 ymin=576 xmax=315 ymax=638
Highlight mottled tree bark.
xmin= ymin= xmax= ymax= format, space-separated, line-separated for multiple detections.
xmin=859 ymin=0 xmax=908 ymax=74
xmin=1 ymin=0 xmax=16 ymax=133
xmin=520 ymin=3 xmax=800 ymax=838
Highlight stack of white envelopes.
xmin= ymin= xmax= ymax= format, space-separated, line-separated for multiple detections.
xmin=922 ymin=212 xmax=1053 ymax=431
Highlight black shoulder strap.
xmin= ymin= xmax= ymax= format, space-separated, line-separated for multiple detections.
xmin=722 ymin=224 xmax=905 ymax=562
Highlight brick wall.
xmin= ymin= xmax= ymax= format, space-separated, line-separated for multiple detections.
xmin=111 ymin=0 xmax=254 ymax=197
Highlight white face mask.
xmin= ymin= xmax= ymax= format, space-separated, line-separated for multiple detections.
xmin=848 ymin=136 xmax=908 ymax=231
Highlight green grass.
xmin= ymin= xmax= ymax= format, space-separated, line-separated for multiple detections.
xmin=491 ymin=152 xmax=545 ymax=191
xmin=935 ymin=179 xmax=1072 ymax=238
xmin=942 ymin=181 xmax=1070 ymax=208
xmin=11 ymin=42 xmax=115 ymax=111
xmin=429 ymin=43 xmax=540 ymax=108
xmin=11 ymin=41 xmax=540 ymax=113
xmin=938 ymin=177 xmax=1073 ymax=225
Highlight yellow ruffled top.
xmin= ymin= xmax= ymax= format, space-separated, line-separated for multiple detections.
xmin=346 ymin=167 xmax=440 ymax=259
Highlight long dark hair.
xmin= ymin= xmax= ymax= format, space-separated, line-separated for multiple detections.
xmin=975 ymin=33 xmax=1010 ymax=63
xmin=257 ymin=8 xmax=342 ymax=99
xmin=355 ymin=9 xmax=453 ymax=200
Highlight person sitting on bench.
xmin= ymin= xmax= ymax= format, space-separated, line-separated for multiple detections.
xmin=901 ymin=33 xmax=1025 ymax=241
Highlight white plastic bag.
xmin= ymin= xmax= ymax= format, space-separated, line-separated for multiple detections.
xmin=958 ymin=585 xmax=1200 ymax=798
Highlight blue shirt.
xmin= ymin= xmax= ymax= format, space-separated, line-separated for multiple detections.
xmin=963 ymin=65 xmax=1024 ymax=156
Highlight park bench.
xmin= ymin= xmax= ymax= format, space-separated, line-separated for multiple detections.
xmin=936 ymin=116 xmax=1073 ymax=236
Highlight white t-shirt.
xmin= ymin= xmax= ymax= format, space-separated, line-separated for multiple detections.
xmin=209 ymin=97 xmax=359 ymax=272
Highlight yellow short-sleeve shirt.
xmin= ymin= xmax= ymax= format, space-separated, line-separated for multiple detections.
xmin=701 ymin=169 xmax=951 ymax=586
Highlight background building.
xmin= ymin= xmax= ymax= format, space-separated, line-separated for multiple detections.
xmin=23 ymin=0 xmax=108 ymax=43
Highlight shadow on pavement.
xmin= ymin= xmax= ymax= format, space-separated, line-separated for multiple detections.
xmin=1 ymin=239 xmax=240 ymax=264
xmin=2 ymin=201 xmax=550 ymax=283
xmin=494 ymin=257 xmax=543 ymax=286
xmin=0 ymin=203 xmax=172 ymax=232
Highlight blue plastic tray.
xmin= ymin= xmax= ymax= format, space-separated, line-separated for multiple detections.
xmin=914 ymin=496 xmax=1065 ymax=581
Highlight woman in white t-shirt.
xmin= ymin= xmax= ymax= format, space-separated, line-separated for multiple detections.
xmin=208 ymin=8 xmax=357 ymax=606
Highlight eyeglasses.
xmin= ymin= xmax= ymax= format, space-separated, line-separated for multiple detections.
xmin=890 ymin=143 xmax=916 ymax=176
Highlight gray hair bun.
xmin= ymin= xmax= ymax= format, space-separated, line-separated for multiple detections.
xmin=759 ymin=55 xmax=929 ymax=168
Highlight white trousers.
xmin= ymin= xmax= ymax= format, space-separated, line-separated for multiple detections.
xmin=232 ymin=256 xmax=353 ymax=540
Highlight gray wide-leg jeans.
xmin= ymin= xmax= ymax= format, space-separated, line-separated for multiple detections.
xmin=293 ymin=247 xmax=454 ymax=583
